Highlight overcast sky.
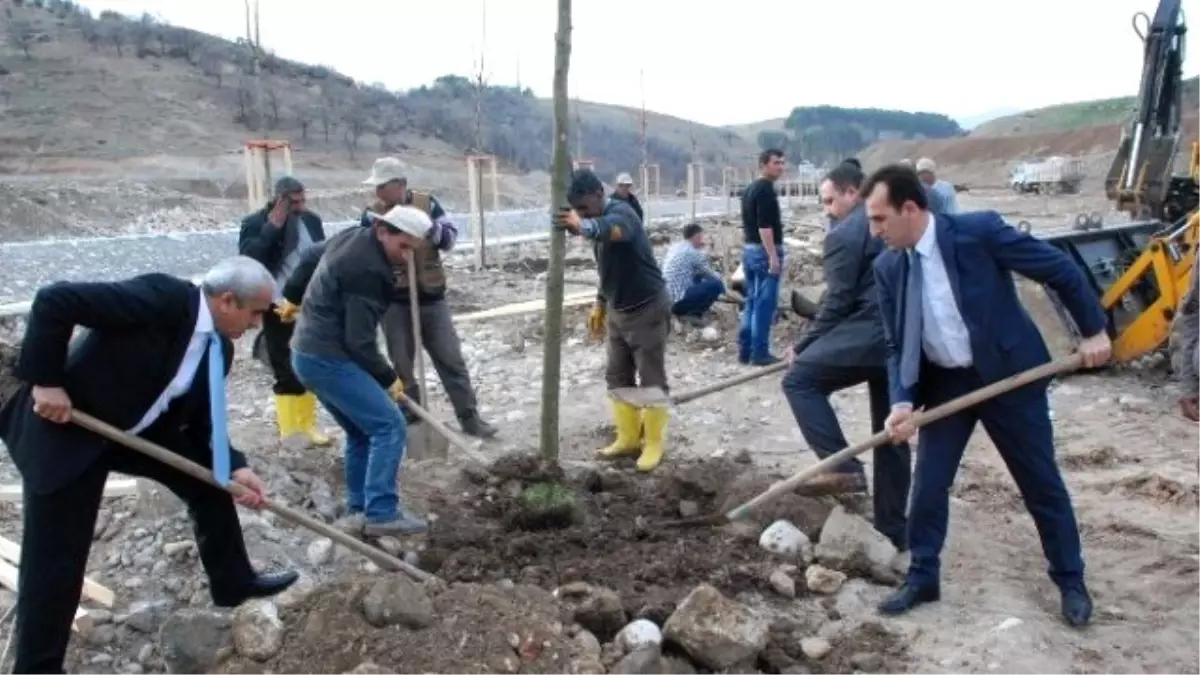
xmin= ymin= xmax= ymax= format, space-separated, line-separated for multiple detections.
xmin=76 ymin=0 xmax=1196 ymax=127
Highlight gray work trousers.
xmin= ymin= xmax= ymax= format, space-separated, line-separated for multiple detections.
xmin=381 ymin=300 xmax=478 ymax=421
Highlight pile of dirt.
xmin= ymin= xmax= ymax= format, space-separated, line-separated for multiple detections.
xmin=220 ymin=579 xmax=581 ymax=674
xmin=419 ymin=454 xmax=847 ymax=625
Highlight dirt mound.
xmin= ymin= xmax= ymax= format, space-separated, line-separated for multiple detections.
xmin=220 ymin=579 xmax=580 ymax=674
xmin=421 ymin=455 xmax=850 ymax=627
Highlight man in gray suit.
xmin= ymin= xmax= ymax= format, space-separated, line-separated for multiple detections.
xmin=780 ymin=162 xmax=911 ymax=548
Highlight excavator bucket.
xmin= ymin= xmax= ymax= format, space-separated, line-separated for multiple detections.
xmin=1021 ymin=216 xmax=1198 ymax=363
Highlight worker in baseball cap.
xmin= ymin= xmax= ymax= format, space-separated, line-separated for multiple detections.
xmin=915 ymin=157 xmax=960 ymax=214
xmin=609 ymin=172 xmax=644 ymax=221
xmin=554 ymin=168 xmax=671 ymax=471
xmin=358 ymin=157 xmax=499 ymax=439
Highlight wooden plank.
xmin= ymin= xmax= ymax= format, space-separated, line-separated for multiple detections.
xmin=0 ymin=535 xmax=115 ymax=608
xmin=453 ymin=291 xmax=596 ymax=324
xmin=0 ymin=478 xmax=138 ymax=503
xmin=0 ymin=558 xmax=92 ymax=632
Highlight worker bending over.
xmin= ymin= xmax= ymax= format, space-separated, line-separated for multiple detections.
xmin=286 ymin=206 xmax=433 ymax=537
xmin=0 ymin=258 xmax=297 ymax=673
xmin=867 ymin=164 xmax=1110 ymax=627
xmin=555 ymin=169 xmax=671 ymax=472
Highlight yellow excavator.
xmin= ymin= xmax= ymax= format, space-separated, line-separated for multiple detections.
xmin=1033 ymin=0 xmax=1198 ymax=364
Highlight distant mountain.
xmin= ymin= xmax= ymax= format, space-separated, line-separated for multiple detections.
xmin=955 ymin=107 xmax=1023 ymax=131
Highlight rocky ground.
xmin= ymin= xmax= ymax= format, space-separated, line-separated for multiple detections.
xmin=0 ymin=187 xmax=1195 ymax=674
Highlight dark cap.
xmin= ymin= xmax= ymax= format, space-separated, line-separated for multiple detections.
xmin=274 ymin=176 xmax=305 ymax=196
xmin=841 ymin=157 xmax=862 ymax=170
xmin=567 ymin=168 xmax=605 ymax=201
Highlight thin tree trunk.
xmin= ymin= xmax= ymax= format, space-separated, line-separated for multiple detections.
xmin=538 ymin=0 xmax=572 ymax=463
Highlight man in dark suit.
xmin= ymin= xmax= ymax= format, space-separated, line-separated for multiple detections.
xmin=238 ymin=176 xmax=330 ymax=446
xmin=864 ymin=164 xmax=1112 ymax=627
xmin=0 ymin=257 xmax=299 ymax=674
xmin=780 ymin=162 xmax=910 ymax=548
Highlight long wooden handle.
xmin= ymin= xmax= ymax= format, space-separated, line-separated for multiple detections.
xmin=69 ymin=411 xmax=432 ymax=584
xmin=671 ymin=360 xmax=789 ymax=405
xmin=396 ymin=393 xmax=488 ymax=465
xmin=405 ymin=251 xmax=427 ymax=398
xmin=724 ymin=354 xmax=1082 ymax=522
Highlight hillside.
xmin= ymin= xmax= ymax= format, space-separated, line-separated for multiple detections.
xmin=745 ymin=106 xmax=963 ymax=165
xmin=972 ymin=76 xmax=1200 ymax=137
xmin=0 ymin=0 xmax=756 ymax=188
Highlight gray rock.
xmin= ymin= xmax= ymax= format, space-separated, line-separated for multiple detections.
xmin=662 ymin=584 xmax=768 ymax=671
xmin=157 ymin=609 xmax=232 ymax=674
xmin=815 ymin=505 xmax=898 ymax=576
xmin=768 ymin=568 xmax=797 ymax=598
xmin=804 ymin=564 xmax=847 ymax=595
xmin=86 ymin=623 xmax=117 ymax=646
xmin=800 ymin=636 xmax=831 ymax=660
xmin=850 ymin=651 xmax=884 ymax=671
xmin=555 ymin=581 xmax=627 ymax=640
xmin=306 ymin=538 xmax=334 ymax=567
xmin=124 ymin=599 xmax=173 ymax=634
xmin=275 ymin=571 xmax=317 ymax=610
xmin=360 ymin=576 xmax=434 ymax=628
xmin=232 ymin=600 xmax=285 ymax=661
xmin=611 ymin=645 xmax=662 ymax=674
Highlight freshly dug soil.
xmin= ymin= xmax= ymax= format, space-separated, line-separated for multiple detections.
xmin=221 ymin=580 xmax=581 ymax=674
xmin=420 ymin=454 xmax=847 ymax=624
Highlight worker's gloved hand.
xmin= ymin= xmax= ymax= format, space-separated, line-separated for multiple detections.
xmin=274 ymin=299 xmax=301 ymax=323
xmin=387 ymin=378 xmax=407 ymax=402
xmin=587 ymin=302 xmax=606 ymax=341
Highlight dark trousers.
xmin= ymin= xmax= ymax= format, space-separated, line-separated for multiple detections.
xmin=606 ymin=293 xmax=671 ymax=393
xmin=671 ymin=276 xmax=725 ymax=317
xmin=261 ymin=309 xmax=306 ymax=395
xmin=907 ymin=365 xmax=1084 ymax=589
xmin=14 ymin=447 xmax=255 ymax=674
xmin=381 ymin=300 xmax=478 ymax=421
xmin=781 ymin=361 xmax=911 ymax=548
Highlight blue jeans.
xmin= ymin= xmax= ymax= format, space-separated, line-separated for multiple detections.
xmin=671 ymin=276 xmax=725 ymax=317
xmin=291 ymin=350 xmax=407 ymax=524
xmin=737 ymin=244 xmax=782 ymax=361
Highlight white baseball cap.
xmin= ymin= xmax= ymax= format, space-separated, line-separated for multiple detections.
xmin=916 ymin=157 xmax=937 ymax=173
xmin=615 ymin=172 xmax=634 ymax=185
xmin=362 ymin=157 xmax=409 ymax=186
xmin=368 ymin=205 xmax=432 ymax=238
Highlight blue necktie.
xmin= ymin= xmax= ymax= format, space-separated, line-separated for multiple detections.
xmin=208 ymin=335 xmax=231 ymax=486
xmin=900 ymin=251 xmax=923 ymax=389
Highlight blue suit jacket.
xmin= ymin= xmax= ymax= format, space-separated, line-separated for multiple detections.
xmin=873 ymin=210 xmax=1107 ymax=408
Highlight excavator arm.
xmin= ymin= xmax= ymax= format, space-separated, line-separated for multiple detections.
xmin=1105 ymin=0 xmax=1194 ymax=221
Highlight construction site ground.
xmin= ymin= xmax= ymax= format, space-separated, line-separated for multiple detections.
xmin=0 ymin=185 xmax=1196 ymax=674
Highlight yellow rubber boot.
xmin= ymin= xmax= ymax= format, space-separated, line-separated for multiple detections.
xmin=296 ymin=392 xmax=332 ymax=446
xmin=274 ymin=394 xmax=298 ymax=439
xmin=598 ymin=399 xmax=643 ymax=458
xmin=636 ymin=406 xmax=669 ymax=472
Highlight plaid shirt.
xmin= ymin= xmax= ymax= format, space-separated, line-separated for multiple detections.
xmin=662 ymin=241 xmax=716 ymax=303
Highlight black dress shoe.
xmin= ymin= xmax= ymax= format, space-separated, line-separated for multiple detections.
xmin=1061 ymin=584 xmax=1093 ymax=627
xmin=877 ymin=582 xmax=940 ymax=615
xmin=213 ymin=570 xmax=300 ymax=608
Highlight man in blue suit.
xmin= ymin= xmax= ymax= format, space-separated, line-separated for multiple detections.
xmin=864 ymin=164 xmax=1112 ymax=627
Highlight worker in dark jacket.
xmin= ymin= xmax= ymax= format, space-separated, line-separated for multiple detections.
xmin=610 ymin=173 xmax=645 ymax=221
xmin=287 ymin=206 xmax=433 ymax=537
xmin=237 ymin=176 xmax=329 ymax=447
xmin=555 ymin=169 xmax=671 ymax=472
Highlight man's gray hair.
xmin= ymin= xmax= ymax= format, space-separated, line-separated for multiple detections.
xmin=201 ymin=256 xmax=275 ymax=301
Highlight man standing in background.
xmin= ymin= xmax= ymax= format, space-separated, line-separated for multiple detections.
xmin=916 ymin=158 xmax=960 ymax=214
xmin=359 ymin=157 xmax=498 ymax=439
xmin=238 ymin=176 xmax=330 ymax=447
xmin=662 ymin=223 xmax=725 ymax=325
xmin=610 ymin=173 xmax=644 ymax=221
xmin=738 ymin=149 xmax=787 ymax=366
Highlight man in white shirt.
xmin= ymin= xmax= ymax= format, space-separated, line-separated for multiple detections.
xmin=0 ymin=257 xmax=298 ymax=674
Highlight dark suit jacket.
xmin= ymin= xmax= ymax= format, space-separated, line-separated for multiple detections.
xmin=0 ymin=274 xmax=247 ymax=494
xmin=873 ymin=210 xmax=1106 ymax=408
xmin=794 ymin=203 xmax=886 ymax=367
xmin=238 ymin=200 xmax=325 ymax=276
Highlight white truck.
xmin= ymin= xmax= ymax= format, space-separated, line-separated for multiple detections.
xmin=1010 ymin=156 xmax=1085 ymax=195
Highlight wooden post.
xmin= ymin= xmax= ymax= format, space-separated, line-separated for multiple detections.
xmin=539 ymin=0 xmax=572 ymax=463
xmin=467 ymin=156 xmax=485 ymax=270
xmin=405 ymin=250 xmax=432 ymax=459
xmin=686 ymin=163 xmax=703 ymax=221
